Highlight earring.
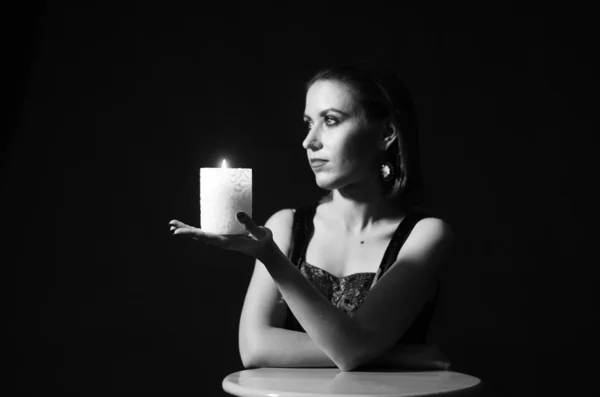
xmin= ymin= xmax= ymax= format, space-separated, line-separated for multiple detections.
xmin=380 ymin=161 xmax=396 ymax=183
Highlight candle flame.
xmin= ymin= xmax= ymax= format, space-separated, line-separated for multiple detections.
xmin=221 ymin=159 xmax=228 ymax=168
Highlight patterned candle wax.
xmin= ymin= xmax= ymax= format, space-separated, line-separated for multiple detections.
xmin=200 ymin=159 xmax=252 ymax=235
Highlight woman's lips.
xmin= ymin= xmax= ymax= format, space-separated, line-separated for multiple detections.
xmin=310 ymin=160 xmax=328 ymax=169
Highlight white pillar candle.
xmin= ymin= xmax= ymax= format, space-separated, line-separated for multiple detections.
xmin=200 ymin=159 xmax=252 ymax=235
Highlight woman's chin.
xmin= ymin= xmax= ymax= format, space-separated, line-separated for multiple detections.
xmin=314 ymin=175 xmax=342 ymax=191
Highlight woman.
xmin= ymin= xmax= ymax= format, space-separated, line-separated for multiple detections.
xmin=169 ymin=63 xmax=454 ymax=372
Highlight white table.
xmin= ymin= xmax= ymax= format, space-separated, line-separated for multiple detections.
xmin=223 ymin=368 xmax=482 ymax=397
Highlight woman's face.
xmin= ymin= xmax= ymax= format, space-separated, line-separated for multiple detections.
xmin=303 ymin=79 xmax=383 ymax=191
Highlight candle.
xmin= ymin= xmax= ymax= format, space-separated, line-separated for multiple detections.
xmin=200 ymin=159 xmax=252 ymax=235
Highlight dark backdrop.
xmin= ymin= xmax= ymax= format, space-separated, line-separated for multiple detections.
xmin=8 ymin=1 xmax=598 ymax=395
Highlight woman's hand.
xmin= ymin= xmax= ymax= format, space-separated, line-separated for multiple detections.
xmin=169 ymin=212 xmax=278 ymax=263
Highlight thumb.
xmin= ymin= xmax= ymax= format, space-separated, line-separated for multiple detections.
xmin=236 ymin=212 xmax=264 ymax=238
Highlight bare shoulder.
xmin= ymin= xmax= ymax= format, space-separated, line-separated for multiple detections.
xmin=413 ymin=217 xmax=454 ymax=241
xmin=264 ymin=208 xmax=296 ymax=256
xmin=398 ymin=216 xmax=455 ymax=263
xmin=264 ymin=208 xmax=295 ymax=232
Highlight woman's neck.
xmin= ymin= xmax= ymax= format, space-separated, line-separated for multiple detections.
xmin=325 ymin=188 xmax=405 ymax=236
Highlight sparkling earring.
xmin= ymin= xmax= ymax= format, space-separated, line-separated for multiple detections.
xmin=380 ymin=161 xmax=396 ymax=183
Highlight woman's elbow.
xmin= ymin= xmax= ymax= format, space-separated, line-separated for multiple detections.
xmin=240 ymin=349 xmax=262 ymax=369
xmin=242 ymin=358 xmax=261 ymax=369
xmin=337 ymin=347 xmax=380 ymax=372
xmin=333 ymin=355 xmax=362 ymax=372
xmin=239 ymin=338 xmax=262 ymax=369
xmin=337 ymin=360 xmax=361 ymax=372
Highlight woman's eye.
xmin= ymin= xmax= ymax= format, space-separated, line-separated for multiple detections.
xmin=325 ymin=116 xmax=338 ymax=126
xmin=304 ymin=120 xmax=313 ymax=130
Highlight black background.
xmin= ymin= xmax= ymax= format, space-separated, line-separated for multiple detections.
xmin=7 ymin=1 xmax=598 ymax=395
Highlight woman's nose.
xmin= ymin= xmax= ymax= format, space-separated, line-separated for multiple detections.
xmin=302 ymin=126 xmax=322 ymax=150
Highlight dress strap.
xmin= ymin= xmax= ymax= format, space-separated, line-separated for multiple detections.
xmin=373 ymin=210 xmax=431 ymax=283
xmin=288 ymin=204 xmax=317 ymax=267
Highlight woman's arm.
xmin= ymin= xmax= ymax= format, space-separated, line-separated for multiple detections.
xmin=258 ymin=248 xmax=363 ymax=370
xmin=251 ymin=325 xmax=450 ymax=370
xmin=247 ymin=326 xmax=336 ymax=368
xmin=240 ymin=209 xmax=448 ymax=370
xmin=174 ymin=209 xmax=452 ymax=371
xmin=259 ymin=218 xmax=454 ymax=371
xmin=240 ymin=208 xmax=363 ymax=370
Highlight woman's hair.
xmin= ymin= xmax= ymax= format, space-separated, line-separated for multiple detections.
xmin=306 ymin=62 xmax=425 ymax=208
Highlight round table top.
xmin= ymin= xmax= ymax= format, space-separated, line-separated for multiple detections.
xmin=222 ymin=368 xmax=482 ymax=397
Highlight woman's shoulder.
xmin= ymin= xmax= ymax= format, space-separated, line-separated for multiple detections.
xmin=403 ymin=214 xmax=455 ymax=257
xmin=264 ymin=203 xmax=320 ymax=241
xmin=264 ymin=208 xmax=296 ymax=257
xmin=265 ymin=208 xmax=296 ymax=230
xmin=410 ymin=211 xmax=453 ymax=237
xmin=266 ymin=202 xmax=320 ymax=224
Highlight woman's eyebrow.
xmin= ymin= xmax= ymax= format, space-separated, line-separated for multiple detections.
xmin=303 ymin=108 xmax=350 ymax=120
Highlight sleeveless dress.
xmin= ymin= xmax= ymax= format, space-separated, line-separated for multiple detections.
xmin=281 ymin=204 xmax=440 ymax=345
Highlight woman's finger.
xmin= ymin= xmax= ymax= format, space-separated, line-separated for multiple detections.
xmin=172 ymin=226 xmax=224 ymax=245
xmin=236 ymin=212 xmax=265 ymax=239
xmin=174 ymin=227 xmax=256 ymax=250
xmin=169 ymin=219 xmax=193 ymax=229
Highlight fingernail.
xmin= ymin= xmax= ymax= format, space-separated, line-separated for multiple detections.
xmin=236 ymin=212 xmax=245 ymax=221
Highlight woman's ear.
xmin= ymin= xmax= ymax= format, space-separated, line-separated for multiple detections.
xmin=379 ymin=119 xmax=398 ymax=151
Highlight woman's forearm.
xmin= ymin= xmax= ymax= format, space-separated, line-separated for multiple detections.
xmin=252 ymin=326 xmax=439 ymax=370
xmin=250 ymin=326 xmax=337 ymax=368
xmin=258 ymin=247 xmax=443 ymax=371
